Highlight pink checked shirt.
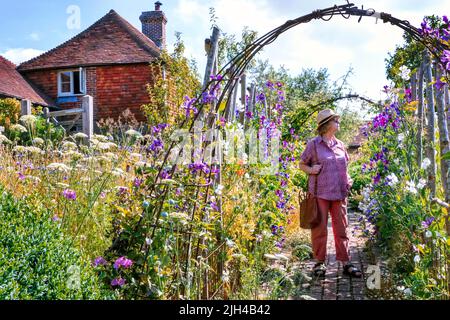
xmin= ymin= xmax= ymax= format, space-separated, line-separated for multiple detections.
xmin=300 ymin=135 xmax=351 ymax=201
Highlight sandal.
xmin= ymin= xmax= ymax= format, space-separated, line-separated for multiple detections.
xmin=312 ymin=262 xmax=326 ymax=277
xmin=343 ymin=264 xmax=362 ymax=278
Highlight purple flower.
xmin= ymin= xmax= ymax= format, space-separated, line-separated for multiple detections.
xmin=440 ymin=50 xmax=450 ymax=71
xmin=421 ymin=217 xmax=435 ymax=229
xmin=113 ymin=256 xmax=133 ymax=269
xmin=111 ymin=277 xmax=126 ymax=287
xmin=443 ymin=15 xmax=449 ymax=24
xmin=149 ymin=138 xmax=164 ymax=154
xmin=63 ymin=189 xmax=76 ymax=200
xmin=373 ymin=173 xmax=381 ymax=185
xmin=160 ymin=170 xmax=171 ymax=179
xmin=266 ymin=80 xmax=274 ymax=89
xmin=271 ymin=225 xmax=278 ymax=235
xmin=210 ymin=201 xmax=219 ymax=211
xmin=92 ymin=256 xmax=107 ymax=267
xmin=182 ymin=96 xmax=198 ymax=117
xmin=18 ymin=172 xmax=25 ymax=180
xmin=256 ymin=92 xmax=265 ymax=103
xmin=434 ymin=78 xmax=446 ymax=90
xmin=276 ymin=82 xmax=283 ymax=88
xmin=133 ymin=177 xmax=144 ymax=188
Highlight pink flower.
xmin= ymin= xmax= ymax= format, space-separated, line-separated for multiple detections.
xmin=111 ymin=277 xmax=126 ymax=287
xmin=63 ymin=189 xmax=76 ymax=200
xmin=92 ymin=256 xmax=107 ymax=267
xmin=113 ymin=256 xmax=133 ymax=269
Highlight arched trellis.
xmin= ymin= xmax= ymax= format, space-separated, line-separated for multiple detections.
xmin=125 ymin=2 xmax=450 ymax=299
xmin=148 ymin=1 xmax=450 ymax=206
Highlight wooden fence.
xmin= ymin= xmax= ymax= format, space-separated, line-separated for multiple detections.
xmin=20 ymin=95 xmax=93 ymax=139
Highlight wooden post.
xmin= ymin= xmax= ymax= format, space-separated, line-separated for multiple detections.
xmin=20 ymin=99 xmax=31 ymax=116
xmin=424 ymin=51 xmax=437 ymax=197
xmin=82 ymin=95 xmax=93 ymax=140
xmin=435 ymin=62 xmax=450 ymax=201
xmin=417 ymin=63 xmax=425 ymax=167
xmin=411 ymin=72 xmax=417 ymax=101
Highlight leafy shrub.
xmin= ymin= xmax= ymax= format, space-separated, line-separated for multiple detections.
xmin=0 ymin=189 xmax=115 ymax=299
xmin=0 ymin=98 xmax=20 ymax=128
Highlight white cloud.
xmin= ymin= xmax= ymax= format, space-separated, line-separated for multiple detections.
xmin=0 ymin=48 xmax=44 ymax=65
xmin=169 ymin=0 xmax=450 ymax=103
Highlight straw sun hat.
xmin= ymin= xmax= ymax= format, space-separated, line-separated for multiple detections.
xmin=316 ymin=109 xmax=340 ymax=128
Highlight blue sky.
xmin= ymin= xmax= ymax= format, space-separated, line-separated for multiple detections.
xmin=1 ymin=0 xmax=449 ymax=113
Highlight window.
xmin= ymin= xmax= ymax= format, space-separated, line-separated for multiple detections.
xmin=57 ymin=68 xmax=86 ymax=96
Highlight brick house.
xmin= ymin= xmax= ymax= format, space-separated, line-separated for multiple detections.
xmin=2 ymin=2 xmax=167 ymax=125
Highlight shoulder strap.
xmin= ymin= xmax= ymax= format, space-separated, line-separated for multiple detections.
xmin=313 ymin=140 xmax=318 ymax=196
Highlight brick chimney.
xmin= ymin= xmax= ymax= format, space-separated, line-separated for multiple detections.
xmin=140 ymin=1 xmax=167 ymax=49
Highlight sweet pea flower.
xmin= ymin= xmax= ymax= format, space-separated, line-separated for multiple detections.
xmin=113 ymin=256 xmax=133 ymax=269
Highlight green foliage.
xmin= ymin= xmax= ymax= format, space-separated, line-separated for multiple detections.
xmin=0 ymin=188 xmax=115 ymax=299
xmin=0 ymin=98 xmax=21 ymax=128
xmin=5 ymin=115 xmax=65 ymax=146
xmin=142 ymin=32 xmax=201 ymax=126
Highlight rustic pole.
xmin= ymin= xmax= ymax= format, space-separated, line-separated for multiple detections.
xmin=82 ymin=95 xmax=93 ymax=140
xmin=417 ymin=63 xmax=425 ymax=167
xmin=411 ymin=72 xmax=418 ymax=101
xmin=435 ymin=62 xmax=450 ymax=202
xmin=20 ymin=99 xmax=31 ymax=116
xmin=424 ymin=51 xmax=437 ymax=197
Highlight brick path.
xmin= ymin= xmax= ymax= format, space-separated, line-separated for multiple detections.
xmin=294 ymin=210 xmax=375 ymax=300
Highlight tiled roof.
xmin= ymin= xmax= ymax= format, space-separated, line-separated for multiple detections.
xmin=0 ymin=56 xmax=53 ymax=106
xmin=18 ymin=9 xmax=160 ymax=72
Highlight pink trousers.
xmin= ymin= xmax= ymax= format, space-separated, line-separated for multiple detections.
xmin=311 ymin=197 xmax=350 ymax=262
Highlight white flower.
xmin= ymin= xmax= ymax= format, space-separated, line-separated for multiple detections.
xmin=425 ymin=230 xmax=432 ymax=238
xmin=111 ymin=168 xmax=126 ymax=177
xmin=413 ymin=255 xmax=421 ymax=264
xmin=62 ymin=141 xmax=78 ymax=150
xmin=421 ymin=158 xmax=431 ymax=170
xmin=92 ymin=134 xmax=109 ymax=142
xmin=145 ymin=238 xmax=153 ymax=246
xmin=274 ymin=253 xmax=289 ymax=261
xmin=403 ymin=288 xmax=412 ymax=296
xmin=386 ymin=173 xmax=399 ymax=186
xmin=397 ymin=133 xmax=405 ymax=143
xmin=416 ymin=178 xmax=427 ymax=190
xmin=25 ymin=146 xmax=43 ymax=155
xmin=32 ymin=137 xmax=44 ymax=145
xmin=221 ymin=269 xmax=230 ymax=283
xmin=129 ymin=153 xmax=143 ymax=160
xmin=215 ymin=184 xmax=224 ymax=195
xmin=73 ymin=132 xmax=88 ymax=139
xmin=406 ymin=181 xmax=418 ymax=194
xmin=10 ymin=124 xmax=27 ymax=133
xmin=225 ymin=238 xmax=235 ymax=248
xmin=399 ymin=65 xmax=411 ymax=81
xmin=19 ymin=115 xmax=37 ymax=125
xmin=47 ymin=162 xmax=71 ymax=173
xmin=125 ymin=129 xmax=142 ymax=138
xmin=0 ymin=134 xmax=12 ymax=144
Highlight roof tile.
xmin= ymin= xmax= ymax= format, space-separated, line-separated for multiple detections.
xmin=18 ymin=9 xmax=160 ymax=71
xmin=0 ymin=56 xmax=53 ymax=106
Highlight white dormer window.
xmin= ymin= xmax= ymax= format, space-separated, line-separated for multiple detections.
xmin=57 ymin=68 xmax=86 ymax=97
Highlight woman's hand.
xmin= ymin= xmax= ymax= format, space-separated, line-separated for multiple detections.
xmin=309 ymin=164 xmax=322 ymax=175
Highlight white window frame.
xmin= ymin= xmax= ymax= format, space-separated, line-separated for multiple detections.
xmin=57 ymin=68 xmax=86 ymax=97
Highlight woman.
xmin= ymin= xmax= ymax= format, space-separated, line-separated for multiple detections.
xmin=299 ymin=109 xmax=362 ymax=278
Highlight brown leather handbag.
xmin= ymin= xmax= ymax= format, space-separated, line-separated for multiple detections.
xmin=299 ymin=140 xmax=321 ymax=229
